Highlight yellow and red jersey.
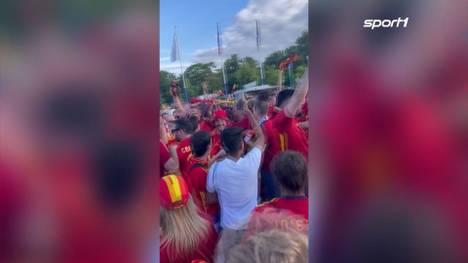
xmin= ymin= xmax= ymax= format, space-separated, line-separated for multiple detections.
xmin=245 ymin=196 xmax=308 ymax=240
xmin=176 ymin=136 xmax=192 ymax=179
xmin=261 ymin=109 xmax=308 ymax=172
xmin=185 ymin=157 xmax=220 ymax=219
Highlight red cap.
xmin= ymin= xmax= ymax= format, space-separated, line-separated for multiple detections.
xmin=160 ymin=175 xmax=189 ymax=210
xmin=213 ymin=109 xmax=228 ymax=121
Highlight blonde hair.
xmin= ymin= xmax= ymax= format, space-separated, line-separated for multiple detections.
xmin=226 ymin=229 xmax=308 ymax=263
xmin=160 ymin=197 xmax=211 ymax=259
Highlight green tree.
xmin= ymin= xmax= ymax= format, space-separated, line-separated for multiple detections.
xmin=263 ymin=64 xmax=280 ymax=86
xmin=184 ymin=62 xmax=217 ymax=97
xmin=224 ymin=54 xmax=240 ymax=87
xmin=208 ymin=69 xmax=224 ymax=93
xmin=160 ymin=70 xmax=176 ymax=104
xmin=264 ymin=50 xmax=287 ymax=68
xmin=234 ymin=57 xmax=258 ymax=87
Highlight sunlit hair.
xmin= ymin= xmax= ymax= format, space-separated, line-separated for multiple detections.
xmin=245 ymin=207 xmax=308 ymax=241
xmin=226 ymin=229 xmax=308 ymax=263
xmin=160 ymin=197 xmax=211 ymax=259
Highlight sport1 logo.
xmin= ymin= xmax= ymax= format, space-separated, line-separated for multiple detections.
xmin=363 ymin=17 xmax=409 ymax=30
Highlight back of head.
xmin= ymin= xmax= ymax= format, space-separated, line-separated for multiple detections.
xmin=190 ymin=131 xmax=211 ymax=157
xmin=226 ymin=229 xmax=308 ymax=263
xmin=254 ymin=98 xmax=269 ymax=117
xmin=188 ymin=115 xmax=199 ymax=133
xmin=221 ymin=127 xmax=245 ymax=155
xmin=276 ymin=89 xmax=294 ymax=108
xmin=271 ymin=151 xmax=307 ymax=194
xmin=175 ymin=117 xmax=196 ymax=135
xmin=256 ymin=91 xmax=270 ymax=102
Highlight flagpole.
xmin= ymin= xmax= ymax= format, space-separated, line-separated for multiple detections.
xmin=174 ymin=26 xmax=189 ymax=102
xmin=217 ymin=23 xmax=228 ymax=96
xmin=256 ymin=20 xmax=264 ymax=86
xmin=288 ymin=62 xmax=293 ymax=87
xmin=221 ymin=58 xmax=228 ymax=96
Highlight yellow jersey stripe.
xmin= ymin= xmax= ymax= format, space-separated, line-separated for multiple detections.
xmin=163 ymin=175 xmax=182 ymax=203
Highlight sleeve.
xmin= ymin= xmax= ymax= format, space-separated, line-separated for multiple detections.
xmin=160 ymin=141 xmax=171 ymax=167
xmin=244 ymin=147 xmax=262 ymax=170
xmin=206 ymin=163 xmax=216 ymax=193
xmin=272 ymin=109 xmax=293 ymax=129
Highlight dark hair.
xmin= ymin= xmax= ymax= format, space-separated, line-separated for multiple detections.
xmin=190 ymin=131 xmax=211 ymax=157
xmin=221 ymin=127 xmax=245 ymax=154
xmin=276 ymin=89 xmax=295 ymax=107
xmin=174 ymin=117 xmax=197 ymax=134
xmin=256 ymin=91 xmax=270 ymax=102
xmin=188 ymin=115 xmax=199 ymax=133
xmin=174 ymin=118 xmax=192 ymax=133
xmin=92 ymin=139 xmax=143 ymax=210
xmin=225 ymin=107 xmax=235 ymax=121
xmin=271 ymin=151 xmax=307 ymax=193
xmin=40 ymin=87 xmax=103 ymax=139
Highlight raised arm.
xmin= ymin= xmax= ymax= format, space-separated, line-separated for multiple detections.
xmin=172 ymin=94 xmax=186 ymax=114
xmin=284 ymin=70 xmax=308 ymax=118
xmin=245 ymin=106 xmax=265 ymax=150
xmin=160 ymin=116 xmax=168 ymax=144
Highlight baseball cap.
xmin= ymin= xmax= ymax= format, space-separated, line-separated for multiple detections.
xmin=213 ymin=109 xmax=228 ymax=121
xmin=160 ymin=175 xmax=189 ymax=210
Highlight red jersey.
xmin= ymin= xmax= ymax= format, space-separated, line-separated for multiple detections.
xmin=160 ymin=216 xmax=218 ymax=263
xmin=199 ymin=120 xmax=215 ymax=132
xmin=253 ymin=197 xmax=308 ymax=220
xmin=229 ymin=116 xmax=251 ymax=130
xmin=210 ymin=132 xmax=222 ymax=157
xmin=185 ymin=157 xmax=220 ymax=218
xmin=160 ymin=140 xmax=171 ymax=177
xmin=261 ymin=109 xmax=308 ymax=172
xmin=268 ymin=105 xmax=278 ymax=119
xmin=246 ymin=197 xmax=308 ymax=240
xmin=176 ymin=136 xmax=192 ymax=178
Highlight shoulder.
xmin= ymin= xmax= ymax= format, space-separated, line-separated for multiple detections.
xmin=189 ymin=165 xmax=208 ymax=177
xmin=254 ymin=198 xmax=279 ymax=211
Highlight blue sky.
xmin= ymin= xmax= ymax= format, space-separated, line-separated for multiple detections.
xmin=160 ymin=0 xmax=308 ymax=75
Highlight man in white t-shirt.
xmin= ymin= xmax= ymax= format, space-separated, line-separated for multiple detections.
xmin=207 ymin=105 xmax=265 ymax=261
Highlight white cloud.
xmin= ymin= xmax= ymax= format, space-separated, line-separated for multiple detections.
xmin=194 ymin=0 xmax=307 ymax=64
xmin=160 ymin=60 xmax=193 ymax=76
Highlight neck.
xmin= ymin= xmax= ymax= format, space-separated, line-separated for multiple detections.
xmin=281 ymin=190 xmax=305 ymax=197
xmin=199 ymin=151 xmax=210 ymax=161
xmin=227 ymin=151 xmax=243 ymax=160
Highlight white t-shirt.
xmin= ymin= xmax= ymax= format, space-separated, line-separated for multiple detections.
xmin=207 ymin=147 xmax=262 ymax=230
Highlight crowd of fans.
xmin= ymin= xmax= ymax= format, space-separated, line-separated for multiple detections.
xmin=159 ymin=72 xmax=310 ymax=262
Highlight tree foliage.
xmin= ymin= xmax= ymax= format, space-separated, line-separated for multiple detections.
xmin=160 ymin=30 xmax=309 ymax=100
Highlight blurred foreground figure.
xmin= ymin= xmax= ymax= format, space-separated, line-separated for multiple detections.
xmin=0 ymin=3 xmax=156 ymax=262
xmin=160 ymin=175 xmax=218 ymax=263
xmin=227 ymin=229 xmax=308 ymax=263
xmin=247 ymin=151 xmax=308 ymax=239
xmin=309 ymin=0 xmax=468 ymax=262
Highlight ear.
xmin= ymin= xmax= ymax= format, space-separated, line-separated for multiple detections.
xmin=221 ymin=143 xmax=228 ymax=152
